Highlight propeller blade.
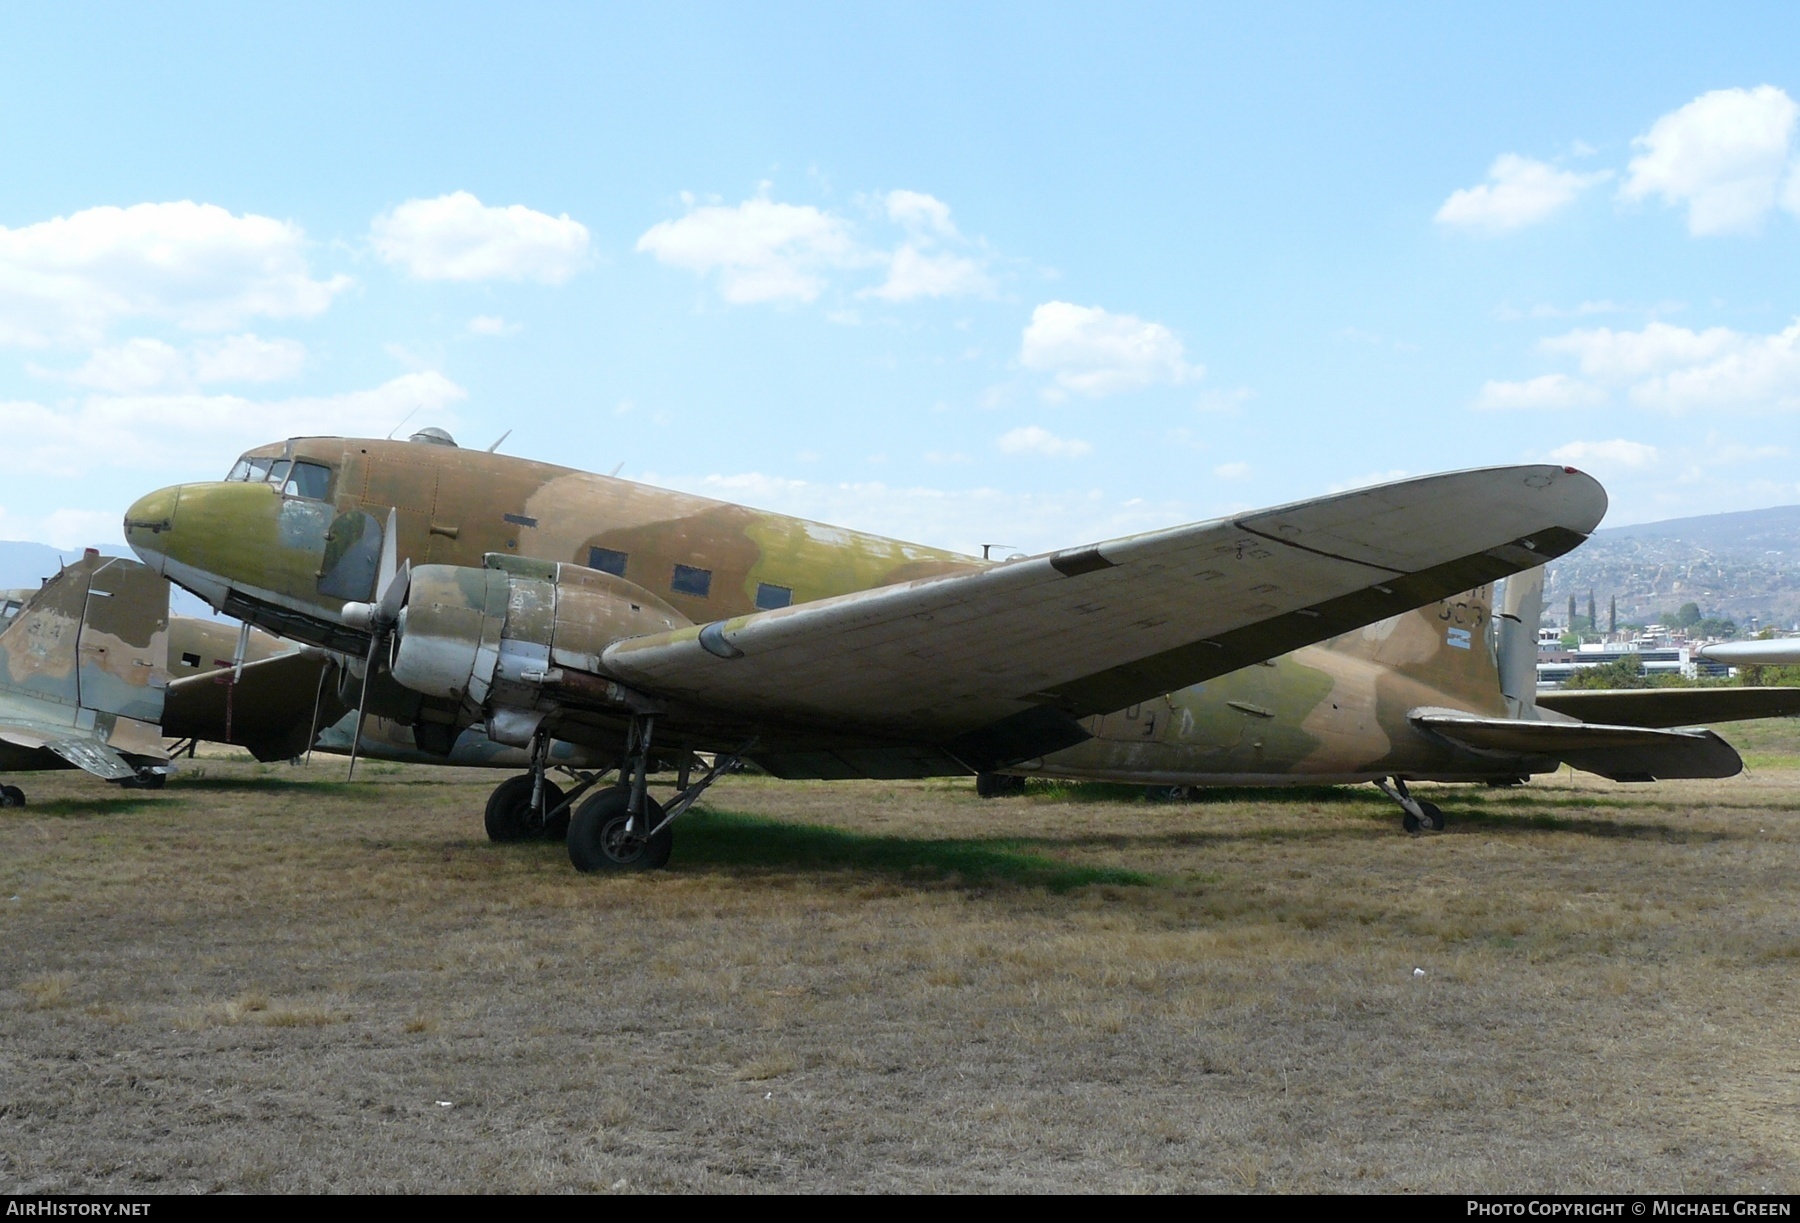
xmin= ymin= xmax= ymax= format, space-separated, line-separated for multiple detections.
xmin=376 ymin=558 xmax=411 ymax=629
xmin=346 ymin=635 xmax=381 ymax=781
xmin=375 ymin=507 xmax=398 ymax=604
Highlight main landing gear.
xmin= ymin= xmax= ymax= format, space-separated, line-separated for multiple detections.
xmin=1376 ymin=777 xmax=1445 ymax=834
xmin=0 ymin=784 xmax=24 ymax=808
xmin=485 ymin=716 xmax=751 ymax=874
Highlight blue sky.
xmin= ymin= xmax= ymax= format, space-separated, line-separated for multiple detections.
xmin=4 ymin=3 xmax=1800 ymax=555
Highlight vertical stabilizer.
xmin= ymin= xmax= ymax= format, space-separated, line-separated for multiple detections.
xmin=1496 ymin=565 xmax=1544 ymax=720
xmin=77 ymin=557 xmax=169 ymax=725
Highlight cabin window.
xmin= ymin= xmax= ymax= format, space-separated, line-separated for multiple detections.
xmin=225 ymin=456 xmax=274 ymax=482
xmin=755 ymin=583 xmax=793 ymax=610
xmin=671 ymin=564 xmax=712 ymax=598
xmin=587 ymin=547 xmax=628 ymax=577
xmin=180 ymin=652 xmax=202 ymax=668
xmin=282 ymin=461 xmax=333 ymax=501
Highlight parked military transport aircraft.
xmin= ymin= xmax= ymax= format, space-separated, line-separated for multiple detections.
xmin=0 ymin=552 xmax=172 ymax=805
xmin=124 ymin=429 xmax=1605 ymax=870
xmin=983 ymin=566 xmax=1800 ymax=830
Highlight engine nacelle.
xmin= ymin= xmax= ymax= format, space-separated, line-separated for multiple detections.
xmin=390 ymin=556 xmax=691 ymax=735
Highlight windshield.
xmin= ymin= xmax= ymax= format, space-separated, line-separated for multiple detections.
xmin=223 ymin=454 xmax=333 ymax=500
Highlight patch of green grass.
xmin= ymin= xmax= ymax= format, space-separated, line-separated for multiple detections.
xmin=676 ymin=807 xmax=1151 ymax=891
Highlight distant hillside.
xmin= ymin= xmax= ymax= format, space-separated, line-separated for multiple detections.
xmin=1545 ymin=504 xmax=1800 ymax=631
xmin=0 ymin=540 xmax=221 ymax=620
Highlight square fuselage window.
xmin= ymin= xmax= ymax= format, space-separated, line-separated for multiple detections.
xmin=671 ymin=564 xmax=712 ymax=598
xmin=755 ymin=582 xmax=793 ymax=610
xmin=588 ymin=547 xmax=628 ymax=577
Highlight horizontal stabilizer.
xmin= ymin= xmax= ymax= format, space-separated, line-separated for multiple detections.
xmin=164 ymin=649 xmax=345 ymax=763
xmin=46 ymin=737 xmax=138 ymax=781
xmin=1536 ymin=687 xmax=1800 ymax=729
xmin=1696 ymin=640 xmax=1800 ymax=667
xmin=603 ymin=466 xmax=1604 ymax=759
xmin=1410 ymin=708 xmax=1741 ymax=781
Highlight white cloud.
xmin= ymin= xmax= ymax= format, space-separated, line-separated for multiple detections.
xmin=1621 ymin=86 xmax=1800 ymax=235
xmin=41 ymin=333 xmax=306 ymax=393
xmin=1547 ymin=439 xmax=1659 ymax=469
xmin=190 ymin=334 xmax=306 ymax=384
xmin=639 ymin=187 xmax=992 ymax=305
xmin=863 ymin=244 xmax=993 ymax=301
xmin=0 ymin=201 xmax=348 ymax=347
xmin=0 ymin=370 xmax=464 ymax=478
xmin=636 ymin=193 xmax=863 ymax=304
xmin=1474 ymin=374 xmax=1608 ymax=411
xmin=1019 ymin=301 xmax=1200 ymax=397
xmin=1435 ymin=154 xmax=1610 ymax=232
xmin=1212 ymin=461 xmax=1250 ymax=479
xmin=466 ymin=314 xmax=521 ymax=336
xmin=0 ymin=506 xmax=127 ymax=550
xmin=1531 ymin=319 xmax=1800 ymax=414
xmin=371 ymin=191 xmax=590 ymax=283
xmin=883 ymin=190 xmax=959 ymax=237
xmin=1540 ymin=322 xmax=1739 ymax=380
xmin=997 ymin=425 xmax=1093 ymax=458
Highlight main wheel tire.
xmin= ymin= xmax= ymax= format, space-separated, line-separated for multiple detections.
xmin=1402 ymin=810 xmax=1423 ymax=835
xmin=567 ymin=786 xmax=673 ymax=873
xmin=484 ymin=775 xmax=566 ymax=843
xmin=1418 ymin=800 xmax=1446 ymax=832
xmin=975 ymin=772 xmax=1027 ymax=798
xmin=0 ymin=785 xmax=23 ymax=808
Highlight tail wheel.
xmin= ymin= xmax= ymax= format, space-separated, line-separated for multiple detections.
xmin=484 ymin=774 xmax=567 ymax=843
xmin=568 ymin=786 xmax=673 ymax=872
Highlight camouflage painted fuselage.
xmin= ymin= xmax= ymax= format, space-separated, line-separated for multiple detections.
xmin=1033 ymin=585 xmax=1539 ymax=785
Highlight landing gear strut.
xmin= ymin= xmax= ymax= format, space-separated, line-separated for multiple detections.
xmin=1376 ymin=777 xmax=1445 ymax=833
xmin=565 ymin=714 xmax=753 ymax=873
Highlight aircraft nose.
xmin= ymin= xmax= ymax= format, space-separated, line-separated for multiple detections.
xmin=124 ymin=485 xmax=182 ymax=573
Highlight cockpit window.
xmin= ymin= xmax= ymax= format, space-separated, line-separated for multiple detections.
xmin=282 ymin=461 xmax=333 ymax=501
xmin=225 ymin=456 xmax=275 ymax=482
xmin=266 ymin=459 xmax=292 ymax=486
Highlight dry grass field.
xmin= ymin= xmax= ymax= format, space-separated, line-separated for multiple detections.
xmin=4 ymin=731 xmax=1800 ymax=1193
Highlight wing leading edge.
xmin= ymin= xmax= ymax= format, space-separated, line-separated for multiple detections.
xmin=602 ymin=465 xmax=1606 ymax=772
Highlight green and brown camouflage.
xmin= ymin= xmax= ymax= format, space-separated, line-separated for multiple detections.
xmin=0 ymin=552 xmax=171 ymax=790
xmin=125 ymin=433 xmax=978 ymax=645
xmin=1027 ymin=584 xmax=1533 ymax=785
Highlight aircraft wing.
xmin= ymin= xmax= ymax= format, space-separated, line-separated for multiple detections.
xmin=602 ymin=465 xmax=1604 ymax=770
xmin=163 ymin=649 xmax=346 ymax=763
xmin=1535 ymin=687 xmax=1800 ymax=729
xmin=1410 ymin=708 xmax=1741 ymax=781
